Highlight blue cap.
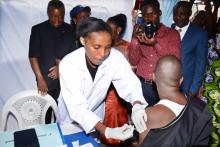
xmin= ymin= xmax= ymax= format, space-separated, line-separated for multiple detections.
xmin=70 ymin=5 xmax=91 ymax=18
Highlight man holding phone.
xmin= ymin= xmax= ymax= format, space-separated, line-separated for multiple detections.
xmin=128 ymin=0 xmax=181 ymax=109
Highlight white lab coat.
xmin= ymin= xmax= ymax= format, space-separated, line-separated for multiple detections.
xmin=58 ymin=47 xmax=147 ymax=133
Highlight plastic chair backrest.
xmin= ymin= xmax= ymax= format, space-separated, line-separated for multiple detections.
xmin=0 ymin=90 xmax=59 ymax=131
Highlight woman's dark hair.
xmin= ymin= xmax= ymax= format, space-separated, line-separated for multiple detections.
xmin=107 ymin=13 xmax=127 ymax=37
xmin=47 ymin=0 xmax=65 ymax=13
xmin=76 ymin=17 xmax=112 ymax=38
xmin=140 ymin=0 xmax=160 ymax=12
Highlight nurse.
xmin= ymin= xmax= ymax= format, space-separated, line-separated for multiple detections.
xmin=59 ymin=17 xmax=148 ymax=141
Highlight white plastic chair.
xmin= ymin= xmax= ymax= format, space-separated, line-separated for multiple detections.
xmin=0 ymin=90 xmax=59 ymax=131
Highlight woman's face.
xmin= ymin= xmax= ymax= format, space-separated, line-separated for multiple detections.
xmin=75 ymin=11 xmax=90 ymax=24
xmin=82 ymin=31 xmax=112 ymax=66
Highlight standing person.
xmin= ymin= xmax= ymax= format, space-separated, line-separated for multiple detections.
xmin=101 ymin=14 xmax=130 ymax=145
xmin=58 ymin=17 xmax=148 ymax=140
xmin=128 ymin=0 xmax=181 ymax=107
xmin=29 ymin=0 xmax=72 ymax=123
xmin=172 ymin=1 xmax=208 ymax=97
xmin=70 ymin=5 xmax=91 ymax=49
xmin=139 ymin=55 xmax=212 ymax=147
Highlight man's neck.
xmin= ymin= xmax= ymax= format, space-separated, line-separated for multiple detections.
xmin=176 ymin=22 xmax=190 ymax=29
xmin=159 ymin=89 xmax=187 ymax=105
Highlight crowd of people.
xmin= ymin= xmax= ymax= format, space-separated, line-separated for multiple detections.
xmin=28 ymin=0 xmax=220 ymax=146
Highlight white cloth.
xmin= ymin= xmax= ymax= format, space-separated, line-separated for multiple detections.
xmin=175 ymin=22 xmax=190 ymax=40
xmin=58 ymin=47 xmax=148 ymax=134
xmin=156 ymin=99 xmax=185 ymax=117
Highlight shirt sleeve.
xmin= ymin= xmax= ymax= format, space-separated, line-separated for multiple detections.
xmin=59 ymin=60 xmax=101 ymax=134
xmin=128 ymin=37 xmax=142 ymax=66
xmin=189 ymin=31 xmax=208 ymax=94
xmin=112 ymin=53 xmax=148 ymax=107
xmin=29 ymin=26 xmax=41 ymax=58
xmin=154 ymin=29 xmax=181 ymax=60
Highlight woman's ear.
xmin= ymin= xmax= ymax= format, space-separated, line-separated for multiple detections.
xmin=116 ymin=27 xmax=122 ymax=36
xmin=80 ymin=37 xmax=85 ymax=46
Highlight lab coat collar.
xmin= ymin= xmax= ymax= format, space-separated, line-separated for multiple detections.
xmin=78 ymin=47 xmax=109 ymax=85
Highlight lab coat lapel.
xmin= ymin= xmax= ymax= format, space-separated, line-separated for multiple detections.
xmin=80 ymin=53 xmax=93 ymax=90
xmin=80 ymin=57 xmax=107 ymax=86
xmin=93 ymin=60 xmax=108 ymax=86
xmin=79 ymin=48 xmax=108 ymax=95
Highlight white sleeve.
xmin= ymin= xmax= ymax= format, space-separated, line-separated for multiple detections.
xmin=112 ymin=53 xmax=148 ymax=107
xmin=59 ymin=60 xmax=101 ymax=134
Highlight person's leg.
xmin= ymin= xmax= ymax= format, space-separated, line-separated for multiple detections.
xmin=45 ymin=86 xmax=60 ymax=124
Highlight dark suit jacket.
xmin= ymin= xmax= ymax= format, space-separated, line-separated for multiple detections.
xmin=171 ymin=23 xmax=208 ymax=95
xmin=29 ymin=20 xmax=74 ymax=90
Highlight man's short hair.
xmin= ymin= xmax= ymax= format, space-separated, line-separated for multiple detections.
xmin=47 ymin=0 xmax=65 ymax=13
xmin=140 ymin=0 xmax=160 ymax=11
xmin=173 ymin=1 xmax=192 ymax=15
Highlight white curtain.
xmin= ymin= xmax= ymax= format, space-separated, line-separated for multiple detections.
xmin=160 ymin=0 xmax=179 ymax=27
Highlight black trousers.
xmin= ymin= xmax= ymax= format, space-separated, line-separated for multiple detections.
xmin=139 ymin=77 xmax=159 ymax=106
xmin=45 ymin=86 xmax=60 ymax=124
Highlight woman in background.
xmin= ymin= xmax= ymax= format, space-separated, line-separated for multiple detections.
xmin=107 ymin=14 xmax=129 ymax=58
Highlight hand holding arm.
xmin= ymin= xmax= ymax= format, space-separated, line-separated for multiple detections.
xmin=48 ymin=65 xmax=59 ymax=80
xmin=131 ymin=103 xmax=147 ymax=133
xmin=95 ymin=121 xmax=134 ymax=141
xmin=105 ymin=124 xmax=134 ymax=141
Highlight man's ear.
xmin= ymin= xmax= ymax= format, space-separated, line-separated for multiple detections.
xmin=80 ymin=37 xmax=85 ymax=46
xmin=73 ymin=17 xmax=77 ymax=24
xmin=179 ymin=76 xmax=183 ymax=85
